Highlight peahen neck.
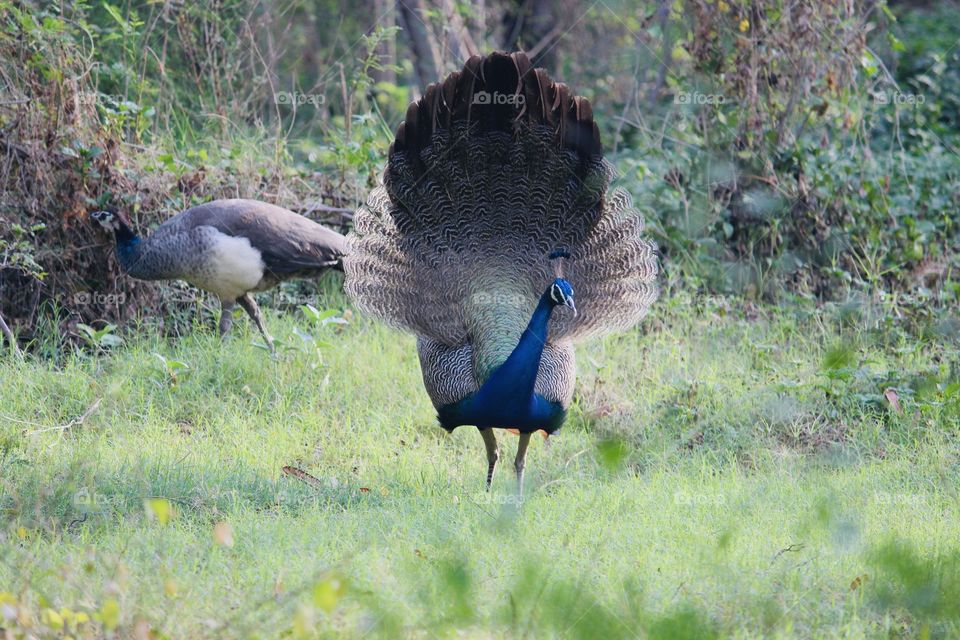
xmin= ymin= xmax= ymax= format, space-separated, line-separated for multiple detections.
xmin=112 ymin=222 xmax=144 ymax=275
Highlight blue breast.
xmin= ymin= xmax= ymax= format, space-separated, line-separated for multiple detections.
xmin=435 ymin=292 xmax=568 ymax=434
xmin=437 ymin=391 xmax=567 ymax=434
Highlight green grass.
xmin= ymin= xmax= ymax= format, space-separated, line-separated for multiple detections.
xmin=1 ymin=290 xmax=958 ymax=638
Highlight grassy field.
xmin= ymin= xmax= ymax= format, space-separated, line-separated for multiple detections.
xmin=1 ymin=286 xmax=958 ymax=639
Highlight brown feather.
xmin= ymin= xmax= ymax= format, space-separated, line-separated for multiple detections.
xmin=389 ymin=50 xmax=602 ymax=173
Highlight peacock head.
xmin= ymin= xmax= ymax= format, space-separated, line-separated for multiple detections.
xmin=548 ymin=278 xmax=576 ymax=315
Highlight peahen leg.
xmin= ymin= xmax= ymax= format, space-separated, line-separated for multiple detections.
xmin=219 ymin=299 xmax=235 ymax=337
xmin=238 ymin=293 xmax=274 ymax=351
xmin=515 ymin=432 xmax=531 ymax=495
xmin=479 ymin=428 xmax=499 ymax=490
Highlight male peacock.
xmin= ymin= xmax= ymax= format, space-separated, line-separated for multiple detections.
xmin=91 ymin=199 xmax=348 ymax=349
xmin=345 ymin=52 xmax=658 ymax=492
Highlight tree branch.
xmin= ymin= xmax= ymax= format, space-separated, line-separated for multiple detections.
xmin=0 ymin=310 xmax=20 ymax=358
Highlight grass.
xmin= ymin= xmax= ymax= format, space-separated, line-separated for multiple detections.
xmin=1 ymin=286 xmax=958 ymax=638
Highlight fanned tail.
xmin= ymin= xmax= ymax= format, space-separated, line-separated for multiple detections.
xmin=345 ymin=51 xmax=658 ymax=348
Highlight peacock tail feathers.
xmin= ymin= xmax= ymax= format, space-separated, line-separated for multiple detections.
xmin=345 ymin=51 xmax=658 ymax=385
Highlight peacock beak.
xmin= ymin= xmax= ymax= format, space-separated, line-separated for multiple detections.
xmin=565 ymin=298 xmax=577 ymax=317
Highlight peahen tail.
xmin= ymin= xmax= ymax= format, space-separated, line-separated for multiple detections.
xmin=345 ymin=52 xmax=658 ymax=359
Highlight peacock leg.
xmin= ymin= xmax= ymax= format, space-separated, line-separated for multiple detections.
xmin=219 ymin=299 xmax=235 ymax=337
xmin=238 ymin=293 xmax=274 ymax=351
xmin=515 ymin=432 xmax=532 ymax=495
xmin=479 ymin=428 xmax=499 ymax=490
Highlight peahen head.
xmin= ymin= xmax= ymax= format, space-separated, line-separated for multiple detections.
xmin=90 ymin=209 xmax=140 ymax=267
xmin=90 ymin=209 xmax=132 ymax=234
xmin=547 ymin=278 xmax=576 ymax=315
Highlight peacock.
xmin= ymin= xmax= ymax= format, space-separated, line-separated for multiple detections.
xmin=345 ymin=52 xmax=658 ymax=492
xmin=91 ymin=199 xmax=348 ymax=349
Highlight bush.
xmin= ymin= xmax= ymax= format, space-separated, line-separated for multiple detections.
xmin=625 ymin=0 xmax=960 ymax=301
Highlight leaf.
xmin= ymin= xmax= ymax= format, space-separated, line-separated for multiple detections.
xmin=144 ymin=498 xmax=173 ymax=525
xmin=98 ymin=599 xmax=121 ymax=630
xmin=299 ymin=304 xmax=322 ymax=322
xmin=281 ymin=466 xmax=322 ymax=487
xmin=157 ymin=153 xmax=176 ymax=170
xmin=213 ymin=521 xmax=234 ymax=548
xmin=822 ymin=344 xmax=856 ymax=371
xmin=42 ymin=608 xmax=64 ymax=630
xmin=596 ymin=437 xmax=629 ymax=470
xmin=883 ymin=388 xmax=902 ymax=414
xmin=312 ymin=575 xmax=345 ymax=613
xmin=98 ymin=333 xmax=124 ymax=348
xmin=102 ymin=3 xmax=128 ymax=30
xmin=292 ymin=327 xmax=315 ymax=343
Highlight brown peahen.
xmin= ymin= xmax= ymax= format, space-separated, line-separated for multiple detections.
xmin=91 ymin=199 xmax=348 ymax=349
xmin=344 ymin=52 xmax=658 ymax=492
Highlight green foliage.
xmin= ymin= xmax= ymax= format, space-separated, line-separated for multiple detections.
xmin=292 ymin=304 xmax=349 ymax=366
xmin=870 ymin=541 xmax=960 ymax=628
xmin=75 ymin=322 xmax=123 ymax=351
xmin=608 ymin=0 xmax=960 ymax=300
xmin=152 ymin=352 xmax=191 ymax=387
xmin=0 ymin=221 xmax=46 ymax=280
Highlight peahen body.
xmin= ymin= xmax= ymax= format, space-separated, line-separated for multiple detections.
xmin=345 ymin=52 xmax=658 ymax=491
xmin=91 ymin=199 xmax=348 ymax=349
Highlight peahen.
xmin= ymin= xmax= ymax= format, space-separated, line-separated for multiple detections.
xmin=345 ymin=52 xmax=658 ymax=492
xmin=91 ymin=199 xmax=348 ymax=349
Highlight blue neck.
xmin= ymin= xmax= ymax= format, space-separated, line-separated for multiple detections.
xmin=436 ymin=289 xmax=566 ymax=432
xmin=478 ymin=292 xmax=554 ymax=400
xmin=114 ymin=226 xmax=142 ymax=272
